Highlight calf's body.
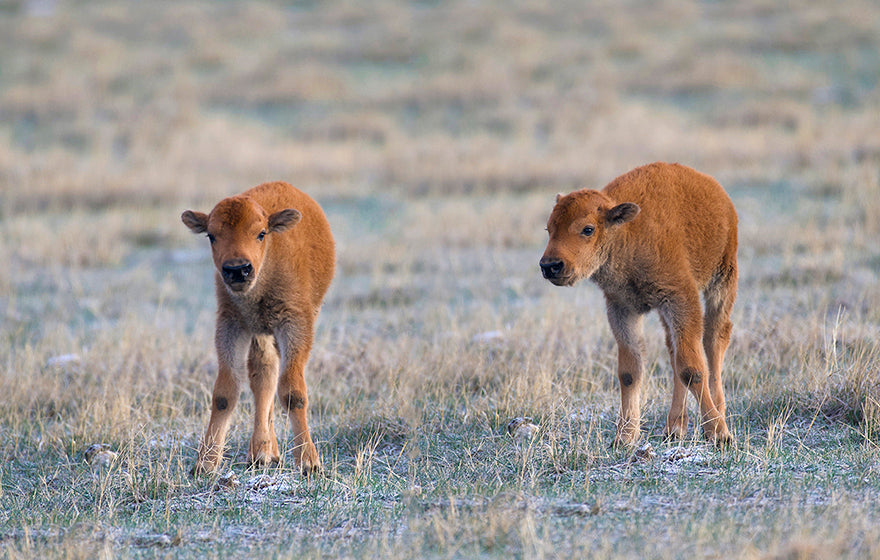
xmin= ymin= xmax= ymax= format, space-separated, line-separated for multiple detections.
xmin=540 ymin=162 xmax=737 ymax=446
xmin=182 ymin=182 xmax=335 ymax=474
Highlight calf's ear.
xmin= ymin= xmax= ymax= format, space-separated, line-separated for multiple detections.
xmin=606 ymin=202 xmax=640 ymax=225
xmin=268 ymin=208 xmax=302 ymax=233
xmin=181 ymin=210 xmax=209 ymax=233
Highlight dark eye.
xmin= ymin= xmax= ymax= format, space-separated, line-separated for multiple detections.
xmin=257 ymin=230 xmax=266 ymax=242
xmin=207 ymin=233 xmax=216 ymax=244
xmin=581 ymin=225 xmax=595 ymax=237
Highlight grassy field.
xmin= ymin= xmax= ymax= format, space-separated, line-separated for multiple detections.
xmin=2 ymin=1 xmax=880 ymax=558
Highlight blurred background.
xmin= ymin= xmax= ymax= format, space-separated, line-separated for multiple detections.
xmin=3 ymin=0 xmax=878 ymax=208
xmin=2 ymin=0 xmax=879 ymax=427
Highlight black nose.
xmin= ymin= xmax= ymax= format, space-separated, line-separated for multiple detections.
xmin=540 ymin=259 xmax=564 ymax=279
xmin=222 ymin=261 xmax=253 ymax=284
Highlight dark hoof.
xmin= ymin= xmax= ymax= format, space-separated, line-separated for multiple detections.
xmin=707 ymin=431 xmax=734 ymax=449
xmin=247 ymin=457 xmax=281 ymax=470
xmin=301 ymin=464 xmax=323 ymax=479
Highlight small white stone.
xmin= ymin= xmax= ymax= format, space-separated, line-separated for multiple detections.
xmin=506 ymin=417 xmax=540 ymax=441
xmin=47 ymin=354 xmax=81 ymax=367
xmin=83 ymin=444 xmax=117 ymax=468
xmin=246 ymin=474 xmax=274 ymax=490
xmin=214 ymin=471 xmax=240 ymax=491
xmin=633 ymin=443 xmax=656 ymax=462
xmin=472 ymin=330 xmax=504 ymax=343
xmin=133 ymin=533 xmax=173 ymax=547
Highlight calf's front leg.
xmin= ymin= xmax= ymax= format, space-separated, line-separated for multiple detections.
xmin=194 ymin=326 xmax=250 ymax=474
xmin=607 ymin=303 xmax=645 ymax=446
xmin=247 ymin=335 xmax=281 ymax=466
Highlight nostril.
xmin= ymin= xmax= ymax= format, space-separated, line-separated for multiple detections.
xmin=540 ymin=260 xmax=564 ymax=279
xmin=222 ymin=262 xmax=253 ymax=282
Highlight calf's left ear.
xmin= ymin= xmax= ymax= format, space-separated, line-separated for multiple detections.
xmin=606 ymin=203 xmax=640 ymax=225
xmin=268 ymin=208 xmax=302 ymax=233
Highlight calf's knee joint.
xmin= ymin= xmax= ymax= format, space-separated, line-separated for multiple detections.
xmin=280 ymin=392 xmax=306 ymax=411
xmin=680 ymin=367 xmax=702 ymax=386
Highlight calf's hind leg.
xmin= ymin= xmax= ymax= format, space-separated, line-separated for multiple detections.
xmin=276 ymin=319 xmax=321 ymax=475
xmin=662 ymin=289 xmax=732 ymax=446
xmin=661 ymin=318 xmax=688 ymax=440
xmin=702 ymin=264 xmax=737 ymax=419
xmin=247 ymin=335 xmax=281 ymax=466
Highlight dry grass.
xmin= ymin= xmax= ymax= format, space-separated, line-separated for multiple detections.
xmin=1 ymin=0 xmax=880 ymax=558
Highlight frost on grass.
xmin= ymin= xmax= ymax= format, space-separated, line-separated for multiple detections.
xmin=2 ymin=0 xmax=880 ymax=557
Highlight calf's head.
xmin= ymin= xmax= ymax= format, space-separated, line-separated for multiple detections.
xmin=182 ymin=196 xmax=301 ymax=294
xmin=540 ymin=189 xmax=640 ymax=286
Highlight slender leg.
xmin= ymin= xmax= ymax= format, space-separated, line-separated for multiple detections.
xmin=247 ymin=335 xmax=281 ymax=466
xmin=661 ymin=317 xmax=688 ymax=439
xmin=607 ymin=301 xmax=645 ymax=447
xmin=194 ymin=324 xmax=250 ymax=474
xmin=661 ymin=289 xmax=732 ymax=446
xmin=276 ymin=318 xmax=321 ymax=475
xmin=702 ymin=265 xmax=737 ymax=419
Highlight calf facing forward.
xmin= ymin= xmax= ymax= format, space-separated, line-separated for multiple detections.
xmin=540 ymin=163 xmax=737 ymax=446
xmin=182 ymin=182 xmax=335 ymax=474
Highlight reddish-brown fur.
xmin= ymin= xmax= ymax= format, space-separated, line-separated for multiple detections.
xmin=540 ymin=162 xmax=737 ymax=446
xmin=182 ymin=181 xmax=335 ymax=474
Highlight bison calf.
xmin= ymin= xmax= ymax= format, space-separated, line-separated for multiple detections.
xmin=182 ymin=182 xmax=335 ymax=475
xmin=540 ymin=162 xmax=737 ymax=446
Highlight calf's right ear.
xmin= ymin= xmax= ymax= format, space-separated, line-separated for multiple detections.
xmin=181 ymin=210 xmax=209 ymax=234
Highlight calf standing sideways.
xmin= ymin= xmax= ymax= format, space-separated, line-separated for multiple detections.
xmin=540 ymin=163 xmax=737 ymax=446
xmin=182 ymin=182 xmax=335 ymax=475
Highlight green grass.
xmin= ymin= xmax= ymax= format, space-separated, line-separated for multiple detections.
xmin=3 ymin=405 xmax=878 ymax=558
xmin=2 ymin=0 xmax=880 ymax=558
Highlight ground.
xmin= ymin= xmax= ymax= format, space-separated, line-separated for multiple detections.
xmin=1 ymin=1 xmax=879 ymax=558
